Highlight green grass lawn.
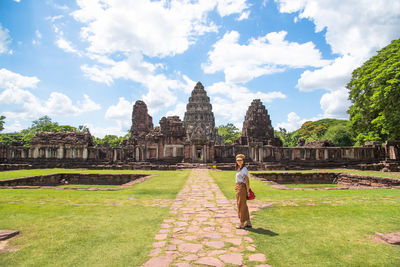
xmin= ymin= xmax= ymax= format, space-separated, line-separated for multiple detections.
xmin=0 ymin=169 xmax=190 ymax=267
xmin=57 ymin=184 xmax=119 ymax=188
xmin=283 ymin=184 xmax=341 ymax=189
xmin=210 ymin=170 xmax=400 ymax=267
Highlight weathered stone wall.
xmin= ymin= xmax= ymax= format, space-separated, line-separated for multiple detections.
xmin=251 ymin=172 xmax=400 ymax=187
xmin=0 ymin=173 xmax=147 ymax=186
xmin=337 ymin=174 xmax=400 ymax=187
xmin=214 ymin=144 xmax=388 ymax=167
xmin=0 ymin=142 xmax=398 ymax=170
xmin=251 ymin=172 xmax=337 ymax=184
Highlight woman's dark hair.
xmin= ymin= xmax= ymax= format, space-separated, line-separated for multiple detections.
xmin=235 ymin=158 xmax=246 ymax=171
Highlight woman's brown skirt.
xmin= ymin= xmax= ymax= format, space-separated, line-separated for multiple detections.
xmin=235 ymin=183 xmax=249 ymax=223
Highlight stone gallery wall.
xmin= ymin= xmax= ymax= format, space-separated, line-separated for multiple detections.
xmin=1 ymin=142 xmax=398 ymax=170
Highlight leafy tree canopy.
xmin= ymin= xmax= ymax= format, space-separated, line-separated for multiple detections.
xmin=93 ymin=135 xmax=127 ymax=148
xmin=217 ymin=123 xmax=241 ymax=144
xmin=322 ymin=125 xmax=354 ymax=146
xmin=0 ymin=115 xmax=5 ymax=132
xmin=274 ymin=127 xmax=299 ymax=147
xmin=347 ymin=39 xmax=400 ymax=145
xmin=275 ymin=119 xmax=354 ymax=147
xmin=0 ymin=132 xmax=25 ymax=146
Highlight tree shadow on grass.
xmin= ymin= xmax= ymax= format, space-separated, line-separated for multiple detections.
xmin=247 ymin=227 xmax=278 ymax=236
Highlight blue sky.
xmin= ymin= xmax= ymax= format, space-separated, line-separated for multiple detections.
xmin=0 ymin=0 xmax=399 ymax=137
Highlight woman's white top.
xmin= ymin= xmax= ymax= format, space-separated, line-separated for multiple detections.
xmin=236 ymin=166 xmax=248 ymax=184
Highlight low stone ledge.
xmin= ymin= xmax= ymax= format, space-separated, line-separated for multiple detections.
xmin=251 ymin=172 xmax=400 ymax=189
xmin=337 ymin=173 xmax=400 ymax=187
xmin=251 ymin=172 xmax=338 ymax=184
xmin=0 ymin=164 xmax=32 ymax=171
xmin=0 ymin=173 xmax=148 ymax=187
xmin=375 ymin=232 xmax=400 ymax=245
xmin=0 ymin=230 xmax=19 ymax=241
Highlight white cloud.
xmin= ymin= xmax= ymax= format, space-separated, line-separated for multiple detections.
xmin=78 ymin=94 xmax=101 ymax=112
xmin=3 ymin=120 xmax=22 ymax=133
xmin=166 ymin=102 xmax=187 ymax=120
xmin=84 ymin=123 xmax=126 ymax=138
xmin=105 ymin=97 xmax=133 ymax=129
xmin=81 ymin=52 xmax=156 ymax=85
xmin=276 ymin=111 xmax=329 ymax=132
xmin=72 ymin=0 xmax=223 ymax=57
xmin=0 ymin=68 xmax=39 ymax=89
xmin=81 ymin=64 xmax=114 ymax=86
xmin=32 ymin=30 xmax=42 ymax=45
xmin=56 ymin=37 xmax=81 ymax=55
xmin=276 ymin=0 xmax=400 ymax=59
xmin=81 ymin=54 xmax=194 ymax=114
xmin=217 ymin=0 xmax=249 ymax=17
xmin=237 ymin=10 xmax=250 ymax=21
xmin=276 ymin=112 xmax=304 ymax=132
xmin=207 ymin=82 xmax=286 ymax=125
xmin=54 ymin=4 xmax=68 ymax=10
xmin=0 ymin=68 xmax=100 ymax=119
xmin=0 ymin=24 xmax=12 ymax=54
xmin=35 ymin=30 xmax=42 ymax=39
xmin=0 ymin=88 xmax=41 ymax=119
xmin=0 ymin=88 xmax=101 ymax=119
xmin=275 ymin=0 xmax=400 ymax=119
xmin=320 ymin=88 xmax=350 ymax=119
xmin=71 ymin=0 xmax=252 ymax=118
xmin=296 ymin=55 xmax=359 ymax=92
xmin=46 ymin=15 xmax=64 ymax=22
xmin=44 ymin=92 xmax=81 ymax=116
xmin=203 ymin=30 xmax=330 ymax=83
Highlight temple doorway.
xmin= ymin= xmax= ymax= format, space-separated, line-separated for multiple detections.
xmin=196 ymin=148 xmax=203 ymax=161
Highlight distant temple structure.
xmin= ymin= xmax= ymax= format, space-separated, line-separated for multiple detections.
xmin=0 ymin=82 xmax=399 ymax=170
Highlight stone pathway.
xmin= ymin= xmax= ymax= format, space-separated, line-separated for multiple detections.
xmin=143 ymin=169 xmax=271 ymax=267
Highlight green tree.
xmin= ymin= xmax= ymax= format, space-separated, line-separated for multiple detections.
xmin=347 ymin=39 xmax=400 ymax=145
xmin=217 ymin=123 xmax=241 ymax=144
xmin=78 ymin=125 xmax=89 ymax=132
xmin=298 ymin=121 xmax=327 ymax=142
xmin=57 ymin=125 xmax=77 ymax=132
xmin=93 ymin=135 xmax=127 ymax=147
xmin=275 ymin=128 xmax=293 ymax=147
xmin=322 ymin=125 xmax=354 ymax=146
xmin=30 ymin=116 xmax=60 ymax=132
xmin=0 ymin=115 xmax=5 ymax=132
xmin=0 ymin=133 xmax=24 ymax=146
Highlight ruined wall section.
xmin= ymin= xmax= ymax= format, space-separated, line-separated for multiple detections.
xmin=143 ymin=116 xmax=186 ymax=162
xmin=129 ymin=100 xmax=153 ymax=140
xmin=239 ymin=99 xmax=282 ymax=147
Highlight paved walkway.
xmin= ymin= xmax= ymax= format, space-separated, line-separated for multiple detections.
xmin=143 ymin=169 xmax=271 ymax=267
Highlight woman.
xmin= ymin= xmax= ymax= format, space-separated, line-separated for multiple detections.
xmin=235 ymin=154 xmax=252 ymax=229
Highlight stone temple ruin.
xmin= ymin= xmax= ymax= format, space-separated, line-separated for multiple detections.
xmin=0 ymin=82 xmax=399 ymax=170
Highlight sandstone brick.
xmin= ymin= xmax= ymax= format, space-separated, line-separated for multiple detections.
xmin=249 ymin=253 xmax=266 ymax=262
xmin=195 ymin=257 xmax=224 ymax=267
xmin=219 ymin=253 xmax=243 ymax=265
